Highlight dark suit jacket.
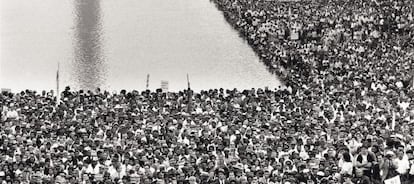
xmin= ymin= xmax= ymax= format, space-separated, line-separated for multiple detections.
xmin=353 ymin=176 xmax=372 ymax=184
xmin=209 ymin=179 xmax=228 ymax=184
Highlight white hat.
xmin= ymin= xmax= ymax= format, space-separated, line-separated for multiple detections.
xmin=385 ymin=150 xmax=395 ymax=156
xmin=317 ymin=171 xmax=325 ymax=176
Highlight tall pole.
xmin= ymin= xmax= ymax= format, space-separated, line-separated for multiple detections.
xmin=146 ymin=74 xmax=150 ymax=90
xmin=187 ymin=73 xmax=191 ymax=89
xmin=187 ymin=74 xmax=192 ymax=113
xmin=56 ymin=62 xmax=60 ymax=106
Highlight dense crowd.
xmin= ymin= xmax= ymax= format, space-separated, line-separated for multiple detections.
xmin=1 ymin=0 xmax=414 ymax=183
xmin=210 ymin=0 xmax=414 ymax=183
xmin=0 ymin=84 xmax=413 ymax=184
xmin=213 ymin=0 xmax=414 ymax=90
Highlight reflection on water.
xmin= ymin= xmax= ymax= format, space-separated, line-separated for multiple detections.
xmin=73 ymin=0 xmax=105 ymax=90
xmin=0 ymin=0 xmax=281 ymax=92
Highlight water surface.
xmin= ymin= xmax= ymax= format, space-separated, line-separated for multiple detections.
xmin=0 ymin=0 xmax=281 ymax=92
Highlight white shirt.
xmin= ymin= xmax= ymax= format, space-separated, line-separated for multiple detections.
xmin=299 ymin=150 xmax=310 ymax=160
xmin=108 ymin=166 xmax=126 ymax=180
xmin=395 ymin=156 xmax=410 ymax=174
xmin=409 ymin=160 xmax=414 ymax=175
xmin=398 ymin=102 xmax=410 ymax=111
xmin=86 ymin=163 xmax=101 ymax=175
xmin=6 ymin=110 xmax=19 ymax=120
xmin=340 ymin=162 xmax=353 ymax=175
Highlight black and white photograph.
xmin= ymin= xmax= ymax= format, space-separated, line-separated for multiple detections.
xmin=0 ymin=0 xmax=413 ymax=183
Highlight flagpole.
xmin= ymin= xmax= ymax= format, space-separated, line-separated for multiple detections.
xmin=187 ymin=74 xmax=192 ymax=113
xmin=146 ymin=74 xmax=150 ymax=90
xmin=56 ymin=62 xmax=60 ymax=106
xmin=187 ymin=73 xmax=190 ymax=89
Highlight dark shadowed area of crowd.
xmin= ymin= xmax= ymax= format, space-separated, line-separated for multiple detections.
xmin=1 ymin=0 xmax=414 ymax=183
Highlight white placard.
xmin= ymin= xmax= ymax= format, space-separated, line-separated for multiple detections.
xmin=384 ymin=175 xmax=401 ymax=184
xmin=161 ymin=80 xmax=169 ymax=93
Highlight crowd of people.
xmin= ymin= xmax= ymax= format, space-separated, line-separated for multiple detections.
xmin=213 ymin=0 xmax=414 ymax=90
xmin=0 ymin=83 xmax=413 ymax=184
xmin=210 ymin=0 xmax=414 ymax=183
xmin=0 ymin=0 xmax=414 ymax=183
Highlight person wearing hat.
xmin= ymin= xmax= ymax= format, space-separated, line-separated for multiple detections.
xmin=381 ymin=151 xmax=398 ymax=182
xmin=198 ymin=171 xmax=210 ymax=184
xmin=211 ymin=168 xmax=227 ymax=184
